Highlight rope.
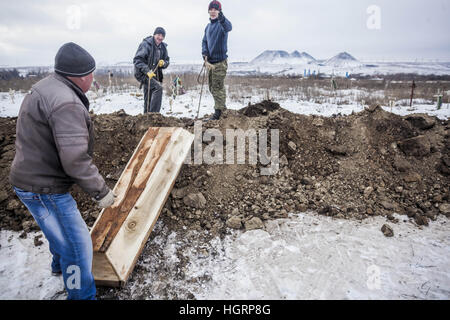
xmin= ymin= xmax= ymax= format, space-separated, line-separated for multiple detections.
xmin=196 ymin=61 xmax=207 ymax=120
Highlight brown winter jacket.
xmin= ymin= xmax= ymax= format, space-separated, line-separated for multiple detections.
xmin=9 ymin=73 xmax=109 ymax=200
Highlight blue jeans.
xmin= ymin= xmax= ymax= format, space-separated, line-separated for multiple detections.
xmin=13 ymin=187 xmax=96 ymax=300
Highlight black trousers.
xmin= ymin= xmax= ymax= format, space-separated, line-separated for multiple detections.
xmin=143 ymin=78 xmax=163 ymax=113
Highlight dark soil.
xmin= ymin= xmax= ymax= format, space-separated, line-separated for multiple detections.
xmin=1 ymin=102 xmax=449 ymax=237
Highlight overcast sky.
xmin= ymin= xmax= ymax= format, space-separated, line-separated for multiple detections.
xmin=0 ymin=0 xmax=449 ymax=66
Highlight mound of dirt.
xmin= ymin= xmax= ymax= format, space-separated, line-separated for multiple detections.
xmin=1 ymin=102 xmax=449 ymax=239
xmin=238 ymin=100 xmax=280 ymax=117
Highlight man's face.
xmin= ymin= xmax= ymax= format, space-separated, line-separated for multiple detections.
xmin=209 ymin=8 xmax=219 ymax=19
xmin=67 ymin=72 xmax=94 ymax=93
xmin=80 ymin=72 xmax=94 ymax=93
xmin=154 ymin=33 xmax=164 ymax=45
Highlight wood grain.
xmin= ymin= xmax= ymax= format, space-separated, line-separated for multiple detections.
xmin=106 ymin=128 xmax=194 ymax=281
xmin=90 ymin=127 xmax=194 ymax=287
xmin=91 ymin=127 xmax=174 ymax=252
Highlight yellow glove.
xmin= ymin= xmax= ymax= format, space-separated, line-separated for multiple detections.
xmin=147 ymin=71 xmax=156 ymax=79
xmin=158 ymin=60 xmax=165 ymax=67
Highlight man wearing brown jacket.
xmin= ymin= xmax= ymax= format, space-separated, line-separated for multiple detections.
xmin=9 ymin=42 xmax=115 ymax=300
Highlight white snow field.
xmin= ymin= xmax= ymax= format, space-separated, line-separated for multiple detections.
xmin=166 ymin=61 xmax=450 ymax=78
xmin=4 ymin=57 xmax=450 ymax=78
xmin=1 ymin=85 xmax=449 ymax=120
xmin=1 ymin=213 xmax=449 ymax=300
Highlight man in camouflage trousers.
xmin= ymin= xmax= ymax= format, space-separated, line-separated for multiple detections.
xmin=202 ymin=1 xmax=232 ymax=121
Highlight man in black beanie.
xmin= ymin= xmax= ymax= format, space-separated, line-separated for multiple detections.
xmin=202 ymin=1 xmax=232 ymax=121
xmin=10 ymin=42 xmax=116 ymax=300
xmin=133 ymin=27 xmax=170 ymax=113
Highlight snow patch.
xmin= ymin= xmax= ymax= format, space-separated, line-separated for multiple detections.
xmin=1 ymin=213 xmax=449 ymax=300
xmin=185 ymin=213 xmax=450 ymax=300
xmin=2 ymin=87 xmax=448 ymax=120
xmin=0 ymin=231 xmax=66 ymax=300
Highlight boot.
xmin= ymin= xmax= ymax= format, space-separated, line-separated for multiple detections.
xmin=208 ymin=109 xmax=222 ymax=121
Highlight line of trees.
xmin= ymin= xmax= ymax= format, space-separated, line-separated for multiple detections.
xmin=0 ymin=69 xmax=20 ymax=81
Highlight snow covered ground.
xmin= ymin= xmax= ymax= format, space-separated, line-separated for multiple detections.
xmin=4 ymin=60 xmax=450 ymax=78
xmin=167 ymin=61 xmax=450 ymax=78
xmin=187 ymin=213 xmax=450 ymax=300
xmin=0 ymin=92 xmax=23 ymax=118
xmin=1 ymin=86 xmax=449 ymax=120
xmin=0 ymin=231 xmax=65 ymax=300
xmin=1 ymin=212 xmax=449 ymax=300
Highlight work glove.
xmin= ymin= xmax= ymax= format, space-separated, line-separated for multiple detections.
xmin=158 ymin=60 xmax=165 ymax=68
xmin=96 ymin=189 xmax=117 ymax=209
xmin=147 ymin=71 xmax=156 ymax=80
xmin=218 ymin=11 xmax=225 ymax=22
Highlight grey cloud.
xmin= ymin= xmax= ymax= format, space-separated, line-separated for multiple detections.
xmin=0 ymin=0 xmax=449 ymax=66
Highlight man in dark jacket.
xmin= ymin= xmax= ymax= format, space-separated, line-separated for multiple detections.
xmin=9 ymin=42 xmax=116 ymax=300
xmin=133 ymin=27 xmax=170 ymax=113
xmin=202 ymin=1 xmax=232 ymax=120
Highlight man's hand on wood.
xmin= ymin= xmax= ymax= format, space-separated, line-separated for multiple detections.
xmin=96 ymin=189 xmax=117 ymax=208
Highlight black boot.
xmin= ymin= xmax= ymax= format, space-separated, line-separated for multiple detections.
xmin=51 ymin=270 xmax=62 ymax=277
xmin=208 ymin=109 xmax=222 ymax=121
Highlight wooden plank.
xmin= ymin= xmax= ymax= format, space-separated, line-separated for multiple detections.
xmin=91 ymin=127 xmax=175 ymax=252
xmin=90 ymin=127 xmax=194 ymax=286
xmin=92 ymin=252 xmax=121 ymax=287
xmin=106 ymin=128 xmax=194 ymax=282
xmin=90 ymin=131 xmax=149 ymax=235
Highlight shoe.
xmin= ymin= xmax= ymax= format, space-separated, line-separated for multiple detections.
xmin=51 ymin=270 xmax=62 ymax=277
xmin=208 ymin=109 xmax=222 ymax=121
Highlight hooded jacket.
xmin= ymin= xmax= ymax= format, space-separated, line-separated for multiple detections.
xmin=133 ymin=36 xmax=170 ymax=83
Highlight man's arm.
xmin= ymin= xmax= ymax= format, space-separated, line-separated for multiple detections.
xmin=133 ymin=42 xmax=150 ymax=75
xmin=202 ymin=26 xmax=210 ymax=59
xmin=49 ymin=104 xmax=109 ymax=201
xmin=218 ymin=12 xmax=232 ymax=33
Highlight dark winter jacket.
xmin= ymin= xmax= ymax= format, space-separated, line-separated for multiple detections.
xmin=202 ymin=14 xmax=232 ymax=64
xmin=9 ymin=73 xmax=109 ymax=200
xmin=133 ymin=36 xmax=170 ymax=83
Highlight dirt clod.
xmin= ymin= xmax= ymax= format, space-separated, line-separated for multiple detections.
xmin=34 ymin=235 xmax=43 ymax=247
xmin=183 ymin=193 xmax=207 ymax=209
xmin=226 ymin=216 xmax=242 ymax=230
xmin=245 ymin=217 xmax=264 ymax=231
xmin=439 ymin=203 xmax=450 ymax=217
xmin=381 ymin=224 xmax=394 ymax=237
xmin=398 ymin=135 xmax=431 ymax=157
xmin=405 ymin=114 xmax=436 ymax=130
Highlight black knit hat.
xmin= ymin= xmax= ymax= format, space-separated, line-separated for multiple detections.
xmin=54 ymin=42 xmax=95 ymax=77
xmin=153 ymin=27 xmax=166 ymax=38
xmin=208 ymin=0 xmax=222 ymax=11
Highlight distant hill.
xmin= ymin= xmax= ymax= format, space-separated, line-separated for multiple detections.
xmin=251 ymin=50 xmax=316 ymax=65
xmin=251 ymin=50 xmax=365 ymax=69
xmin=290 ymin=51 xmax=316 ymax=63
xmin=325 ymin=52 xmax=362 ymax=68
